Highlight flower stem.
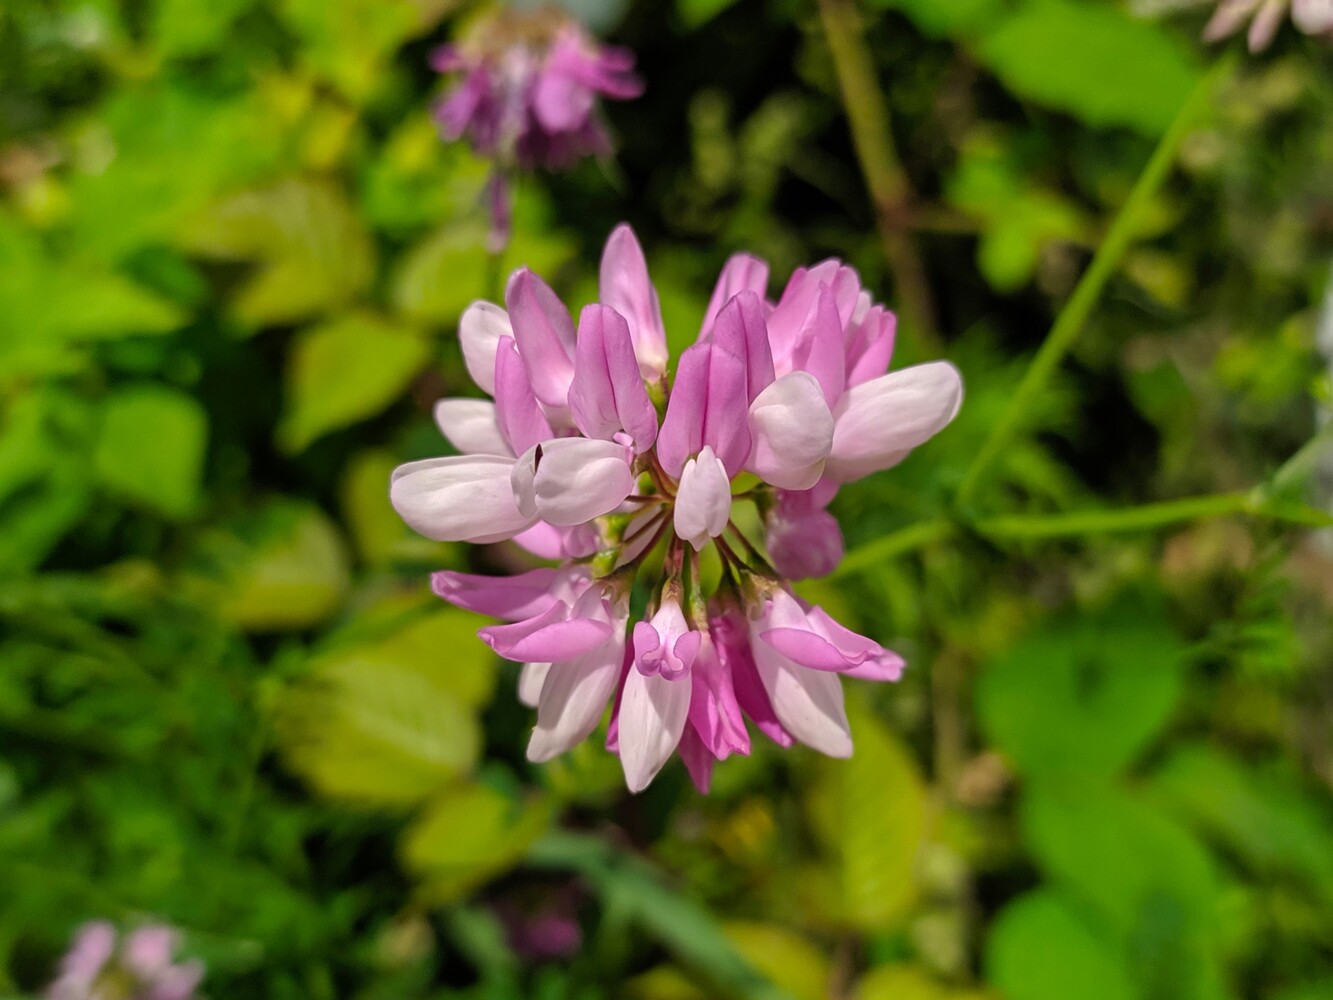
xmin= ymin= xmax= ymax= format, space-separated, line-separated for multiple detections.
xmin=954 ymin=57 xmax=1232 ymax=508
xmin=816 ymin=0 xmax=939 ymax=352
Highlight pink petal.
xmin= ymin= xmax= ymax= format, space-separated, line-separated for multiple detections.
xmin=390 ymin=455 xmax=534 ymax=543
xmin=480 ymin=601 xmax=613 ymax=663
xmin=494 ymin=337 xmax=554 ymax=455
xmin=505 ymin=268 xmax=577 ymax=410
xmin=518 ymin=662 xmax=551 ymax=708
xmin=527 ymin=607 xmax=629 ymax=762
xmin=618 ymin=665 xmax=691 ymax=793
xmin=569 ymin=304 xmax=659 ymax=451
xmin=600 ymin=224 xmax=669 ymax=378
xmin=433 ymin=398 xmax=512 ymax=456
xmin=711 ymin=290 xmax=776 ymax=402
xmin=657 ymin=343 xmax=751 ymax=478
xmin=678 ymin=726 xmax=716 ymax=794
xmin=747 ymin=372 xmax=833 ymax=490
xmin=674 ymin=446 xmax=733 ymax=551
xmin=750 ymin=640 xmax=852 ymax=757
xmin=459 ymin=300 xmax=512 ymax=395
xmin=511 ymin=437 xmax=635 ymax=526
xmin=826 ymin=361 xmax=964 ymax=483
xmin=701 ymin=254 xmax=770 ymax=341
xmin=430 ymin=568 xmax=562 ymax=621
xmin=688 ymin=637 xmax=751 ymax=758
xmin=788 ymin=286 xmax=846 ymax=405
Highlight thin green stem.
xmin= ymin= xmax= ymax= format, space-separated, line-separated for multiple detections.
xmin=955 ymin=58 xmax=1231 ymax=508
xmin=816 ymin=0 xmax=939 ymax=351
xmin=830 ymin=518 xmax=955 ymax=579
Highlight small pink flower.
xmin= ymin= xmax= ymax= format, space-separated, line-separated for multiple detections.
xmin=1201 ymin=0 xmax=1333 ymax=50
xmin=390 ymin=223 xmax=963 ymax=792
xmin=48 ymin=922 xmax=204 ymax=1000
xmin=431 ymin=12 xmax=642 ymax=246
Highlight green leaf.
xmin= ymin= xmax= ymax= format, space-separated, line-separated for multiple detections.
xmin=975 ymin=594 xmax=1186 ymax=776
xmin=152 ymin=0 xmax=253 ymax=56
xmin=402 ymin=783 xmax=552 ymax=901
xmin=181 ymin=179 xmax=375 ymax=328
xmin=804 ymin=698 xmax=927 ymax=930
xmin=278 ymin=313 xmax=431 ymax=452
xmin=93 ymin=384 xmax=208 ymax=519
xmin=864 ymin=0 xmax=1006 ymax=37
xmin=1148 ymin=746 xmax=1333 ymax=906
xmin=975 ymin=1 xmax=1202 ymax=136
xmin=855 ymin=965 xmax=994 ymax=1000
xmin=985 ymin=889 xmax=1138 ymax=1000
xmin=184 ymin=499 xmax=350 ymax=630
xmin=722 ymin=923 xmax=830 ymax=1000
xmin=390 ymin=222 xmax=493 ymax=324
xmin=277 ymin=609 xmax=494 ymax=806
xmin=676 ymin=0 xmax=742 ymax=29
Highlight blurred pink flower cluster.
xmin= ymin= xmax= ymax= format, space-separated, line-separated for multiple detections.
xmin=390 ymin=225 xmax=962 ymax=793
xmin=431 ymin=6 xmax=641 ymax=248
xmin=47 ymin=923 xmax=203 ymax=1000
xmin=1203 ymin=0 xmax=1333 ymax=50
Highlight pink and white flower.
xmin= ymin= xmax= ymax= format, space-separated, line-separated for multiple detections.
xmin=389 ymin=224 xmax=963 ymax=793
xmin=431 ymin=9 xmax=642 ymax=248
xmin=47 ymin=922 xmax=204 ymax=1000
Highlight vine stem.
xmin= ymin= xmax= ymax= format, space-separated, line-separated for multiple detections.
xmin=955 ymin=57 xmax=1232 ymax=507
xmin=831 ymin=490 xmax=1333 ymax=579
xmin=816 ymin=0 xmax=939 ymax=352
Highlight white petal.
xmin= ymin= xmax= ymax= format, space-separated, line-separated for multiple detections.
xmin=674 ymin=445 xmax=732 ymax=551
xmin=825 ymin=361 xmax=963 ymax=483
xmin=517 ymin=662 xmax=550 ymax=708
xmin=459 ymin=301 xmax=512 ymax=396
xmin=751 ymin=632 xmax=852 ymax=757
xmin=512 ymin=438 xmax=634 ymax=527
xmin=618 ymin=668 xmax=691 ymax=793
xmin=390 ymin=455 xmax=533 ymax=543
xmin=526 ymin=643 xmax=624 ymax=763
xmin=433 ymin=399 xmax=513 ymax=456
xmin=747 ymin=372 xmax=834 ymax=490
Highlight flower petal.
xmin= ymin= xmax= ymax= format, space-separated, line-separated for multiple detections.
xmin=751 ymin=643 xmax=852 ymax=758
xmin=433 ymin=398 xmax=512 ymax=456
xmin=527 ymin=621 xmax=628 ymax=762
xmin=674 ymin=445 xmax=733 ymax=551
xmin=825 ymin=361 xmax=963 ymax=483
xmin=431 ymin=567 xmax=562 ymax=621
xmin=495 ymin=336 xmax=554 ymax=454
xmin=512 ymin=437 xmax=635 ymax=526
xmin=711 ymin=290 xmax=775 ymax=402
xmin=480 ymin=601 xmax=613 ymax=663
xmin=618 ymin=666 xmax=691 ymax=793
xmin=459 ymin=300 xmax=512 ymax=395
xmin=657 ymin=343 xmax=751 ymax=477
xmin=390 ymin=455 xmax=534 ymax=543
xmin=569 ymin=304 xmax=658 ymax=451
xmin=701 ymin=253 xmax=770 ymax=340
xmin=600 ymin=224 xmax=669 ymax=378
xmin=505 ymin=268 xmax=576 ymax=410
xmin=518 ymin=662 xmax=551 ymax=708
xmin=747 ymin=371 xmax=833 ymax=490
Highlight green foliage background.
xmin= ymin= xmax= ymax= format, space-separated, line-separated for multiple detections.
xmin=2 ymin=0 xmax=1332 ymax=997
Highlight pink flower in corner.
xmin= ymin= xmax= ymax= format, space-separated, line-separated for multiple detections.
xmin=47 ymin=922 xmax=204 ymax=1000
xmin=431 ymin=7 xmax=642 ymax=248
xmin=1198 ymin=0 xmax=1333 ymax=50
xmin=389 ymin=223 xmax=964 ymax=793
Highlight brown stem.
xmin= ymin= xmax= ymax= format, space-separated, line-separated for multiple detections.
xmin=816 ymin=0 xmax=940 ymax=353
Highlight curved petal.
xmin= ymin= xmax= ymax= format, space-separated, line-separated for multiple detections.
xmin=459 ymin=300 xmax=512 ymax=395
xmin=674 ymin=446 xmax=733 ymax=551
xmin=569 ymin=304 xmax=658 ymax=450
xmin=657 ymin=343 xmax=751 ymax=478
xmin=505 ymin=268 xmax=576 ymax=410
xmin=826 ymin=361 xmax=964 ymax=483
xmin=750 ymin=642 xmax=852 ymax=758
xmin=518 ymin=662 xmax=551 ymax=708
xmin=495 ymin=336 xmax=554 ymax=454
xmin=600 ymin=224 xmax=668 ymax=378
xmin=618 ymin=666 xmax=691 ymax=793
xmin=527 ymin=629 xmax=628 ymax=763
xmin=480 ymin=601 xmax=613 ymax=663
xmin=701 ymin=254 xmax=770 ymax=341
xmin=747 ymin=372 xmax=833 ymax=490
xmin=433 ymin=399 xmax=512 ymax=456
xmin=431 ymin=567 xmax=561 ymax=621
xmin=390 ymin=455 xmax=534 ymax=543
xmin=511 ymin=437 xmax=635 ymax=527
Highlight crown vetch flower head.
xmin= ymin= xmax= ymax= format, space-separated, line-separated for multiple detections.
xmin=431 ymin=7 xmax=642 ymax=247
xmin=1201 ymin=0 xmax=1333 ymax=50
xmin=391 ymin=223 xmax=964 ymax=793
xmin=47 ymin=922 xmax=204 ymax=1000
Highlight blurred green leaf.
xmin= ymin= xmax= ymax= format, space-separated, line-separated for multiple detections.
xmin=855 ymin=964 xmax=994 ymax=1000
xmin=976 ymin=595 xmax=1186 ymax=776
xmin=985 ymin=889 xmax=1137 ymax=1000
xmin=93 ymin=383 xmax=208 ymax=519
xmin=278 ymin=313 xmax=431 ymax=452
xmin=975 ymin=1 xmax=1202 ymax=136
xmin=390 ymin=222 xmax=493 ymax=324
xmin=722 ymin=923 xmax=829 ymax=1000
xmin=152 ymin=0 xmax=254 ymax=57
xmin=1148 ymin=745 xmax=1333 ymax=906
xmin=676 ymin=0 xmax=742 ymax=29
xmin=402 ymin=783 xmax=552 ymax=902
xmin=864 ymin=0 xmax=1005 ymax=37
xmin=278 ymin=609 xmax=493 ymax=806
xmin=185 ymin=499 xmax=350 ymax=630
xmin=804 ymin=699 xmax=927 ymax=931
xmin=182 ymin=179 xmax=375 ymax=328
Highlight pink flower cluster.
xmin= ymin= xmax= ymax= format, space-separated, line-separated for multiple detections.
xmin=431 ymin=7 xmax=641 ymax=247
xmin=390 ymin=225 xmax=963 ymax=793
xmin=1203 ymin=0 xmax=1333 ymax=50
xmin=47 ymin=922 xmax=203 ymax=1000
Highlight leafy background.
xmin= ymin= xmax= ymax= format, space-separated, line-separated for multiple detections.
xmin=2 ymin=0 xmax=1333 ymax=998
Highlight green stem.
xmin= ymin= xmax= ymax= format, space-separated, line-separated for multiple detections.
xmin=829 ymin=518 xmax=954 ymax=579
xmin=816 ymin=0 xmax=939 ymax=351
xmin=955 ymin=58 xmax=1231 ymax=508
xmin=527 ymin=832 xmax=796 ymax=1000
